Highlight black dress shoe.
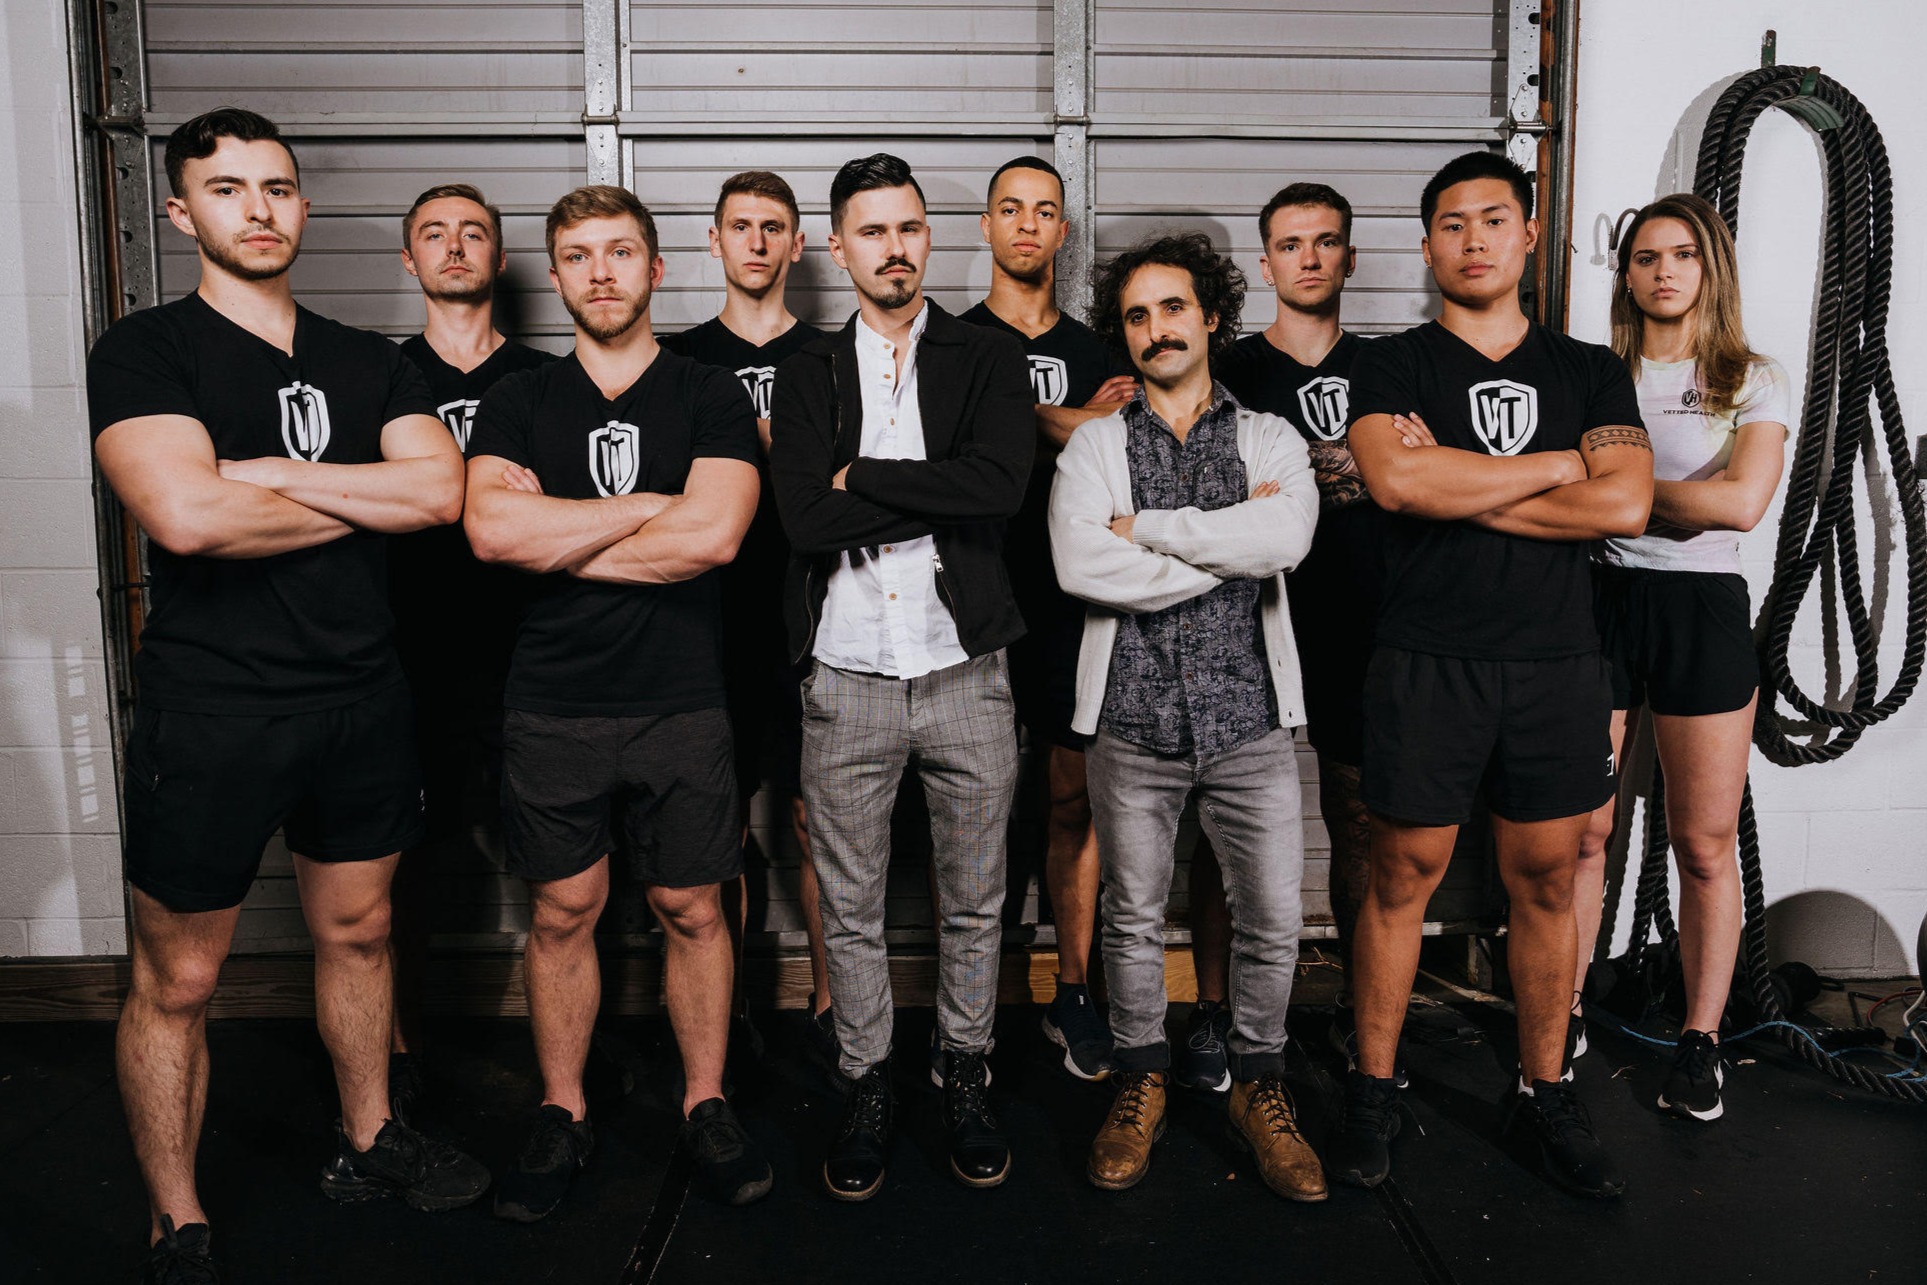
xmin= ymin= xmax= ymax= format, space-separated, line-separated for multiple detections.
xmin=942 ymin=1050 xmax=1010 ymax=1188
xmin=823 ymin=1061 xmax=893 ymax=1201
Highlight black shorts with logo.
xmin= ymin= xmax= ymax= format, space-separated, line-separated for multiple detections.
xmin=1361 ymin=647 xmax=1616 ymax=826
xmin=500 ymin=706 xmax=742 ymax=886
xmin=1594 ymin=565 xmax=1759 ymax=716
xmin=122 ymin=682 xmax=424 ymax=913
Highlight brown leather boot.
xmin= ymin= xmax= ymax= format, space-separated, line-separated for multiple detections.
xmin=1228 ymin=1074 xmax=1328 ymax=1202
xmin=1088 ymin=1070 xmax=1168 ymax=1190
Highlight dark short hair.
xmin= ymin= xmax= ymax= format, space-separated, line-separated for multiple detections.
xmin=163 ymin=107 xmax=297 ymax=198
xmin=714 ymin=170 xmax=801 ymax=231
xmin=986 ymin=155 xmax=1063 ymax=208
xmin=1091 ymin=232 xmax=1246 ymax=365
xmin=829 ymin=153 xmax=925 ymax=230
xmin=545 ymin=185 xmax=658 ymax=264
xmin=1258 ymin=182 xmax=1353 ymax=245
xmin=402 ymin=183 xmax=503 ymax=249
xmin=1419 ymin=150 xmax=1535 ymax=229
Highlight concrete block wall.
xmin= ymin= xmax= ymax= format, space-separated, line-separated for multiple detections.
xmin=0 ymin=0 xmax=125 ymax=956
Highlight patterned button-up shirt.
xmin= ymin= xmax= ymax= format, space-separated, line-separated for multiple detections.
xmin=1099 ymin=384 xmax=1275 ymax=755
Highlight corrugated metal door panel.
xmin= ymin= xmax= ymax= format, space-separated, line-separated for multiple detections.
xmin=626 ymin=2 xmax=1052 ymax=126
xmin=634 ymin=137 xmax=1052 ymax=332
xmin=1094 ymin=0 xmax=1502 ymax=131
xmin=150 ymin=138 xmax=584 ymax=342
xmin=143 ymin=1 xmax=585 ymax=122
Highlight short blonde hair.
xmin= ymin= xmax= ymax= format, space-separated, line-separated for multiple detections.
xmin=544 ymin=185 xmax=658 ymax=264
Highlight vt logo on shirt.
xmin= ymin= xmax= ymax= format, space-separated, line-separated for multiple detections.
xmin=437 ymin=398 xmax=480 ymax=450
xmin=735 ymin=366 xmax=777 ymax=419
xmin=278 ymin=382 xmax=332 ymax=461
xmin=1028 ymin=356 xmax=1069 ymax=407
xmin=1295 ymin=376 xmax=1350 ymax=441
xmin=588 ymin=421 xmax=642 ymax=496
xmin=1467 ymin=379 xmax=1539 ymax=455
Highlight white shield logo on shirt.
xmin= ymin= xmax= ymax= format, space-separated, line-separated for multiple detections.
xmin=588 ymin=420 xmax=641 ymax=496
xmin=1029 ymin=355 xmax=1069 ymax=407
xmin=437 ymin=398 xmax=479 ymax=450
xmin=278 ymin=382 xmax=332 ymax=461
xmin=1467 ymin=379 xmax=1540 ymax=455
xmin=1295 ymin=376 xmax=1351 ymax=441
xmin=736 ymin=365 xmax=777 ymax=419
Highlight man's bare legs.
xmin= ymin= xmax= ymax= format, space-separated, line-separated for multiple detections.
xmin=1573 ymin=708 xmax=1635 ymax=1005
xmin=1490 ymin=814 xmax=1588 ymax=1084
xmin=1044 ymin=744 xmax=1100 ymax=986
xmin=118 ymin=890 xmax=242 ymax=1243
xmin=1319 ymin=756 xmax=1373 ymax=998
xmin=293 ymin=854 xmax=402 ymax=1151
xmin=649 ymin=882 xmax=735 ymax=1114
xmin=1352 ymin=818 xmax=1458 ymax=1079
xmin=525 ymin=857 xmax=610 ymax=1121
xmin=792 ymin=796 xmax=832 ymax=1014
xmin=1188 ymin=839 xmax=1233 ymax=1004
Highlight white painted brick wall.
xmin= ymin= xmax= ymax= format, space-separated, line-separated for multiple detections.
xmin=0 ymin=0 xmax=125 ymax=956
xmin=1575 ymin=2 xmax=1927 ymax=977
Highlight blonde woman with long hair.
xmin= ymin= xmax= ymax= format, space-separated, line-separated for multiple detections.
xmin=1570 ymin=193 xmax=1790 ymax=1121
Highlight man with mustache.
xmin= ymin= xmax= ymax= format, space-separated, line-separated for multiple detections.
xmin=962 ymin=156 xmax=1136 ymax=1083
xmin=384 ymin=183 xmax=555 ymax=1117
xmin=1048 ymin=232 xmax=1325 ymax=1200
xmin=463 ymin=184 xmax=772 ymax=1217
xmin=768 ymin=153 xmax=1034 ymax=1201
xmin=86 ymin=107 xmax=485 ymax=1285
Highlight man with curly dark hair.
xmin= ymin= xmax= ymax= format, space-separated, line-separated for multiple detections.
xmin=1049 ymin=232 xmax=1326 ymax=1200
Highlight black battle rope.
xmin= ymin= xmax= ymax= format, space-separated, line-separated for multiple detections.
xmin=1619 ymin=66 xmax=1927 ymax=1101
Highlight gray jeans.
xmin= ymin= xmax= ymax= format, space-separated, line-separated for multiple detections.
xmin=1086 ymin=724 xmax=1305 ymax=1079
xmin=800 ymin=651 xmax=1020 ymax=1079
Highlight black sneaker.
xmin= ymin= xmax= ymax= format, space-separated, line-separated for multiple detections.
xmin=1328 ymin=1003 xmax=1410 ymax=1090
xmin=492 ymin=1106 xmax=592 ymax=1222
xmin=943 ymin=1051 xmax=1010 ymax=1188
xmin=682 ymin=1098 xmax=774 ymax=1206
xmin=1041 ymin=982 xmax=1114 ymax=1081
xmin=824 ymin=1061 xmax=894 ymax=1202
xmin=320 ymin=1118 xmax=490 ymax=1211
xmin=1563 ymin=1011 xmax=1587 ymax=1080
xmin=928 ymin=1029 xmax=994 ymax=1090
xmin=388 ymin=1051 xmax=423 ymax=1127
xmin=143 ymin=1216 xmax=217 ymax=1285
xmin=1326 ymin=1070 xmax=1402 ymax=1189
xmin=1510 ymin=1080 xmax=1625 ymax=1199
xmin=1172 ymin=1000 xmax=1232 ymax=1093
xmin=1658 ymin=1030 xmax=1724 ymax=1122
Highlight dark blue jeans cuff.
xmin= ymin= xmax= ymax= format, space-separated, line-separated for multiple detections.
xmin=1230 ymin=1049 xmax=1286 ymax=1080
xmin=1113 ymin=1041 xmax=1171 ymax=1073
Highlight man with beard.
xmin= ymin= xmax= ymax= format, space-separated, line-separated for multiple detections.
xmin=661 ymin=171 xmax=834 ymax=1072
xmin=1049 ymin=233 xmax=1324 ymax=1200
xmin=961 ymin=156 xmax=1135 ymax=1084
xmin=768 ymin=153 xmax=1034 ymax=1201
xmin=1214 ymin=183 xmax=1388 ymax=1080
xmin=87 ymin=108 xmax=485 ymax=1285
xmin=463 ymin=185 xmax=771 ymax=1217
xmin=385 ymin=183 xmax=555 ymax=1115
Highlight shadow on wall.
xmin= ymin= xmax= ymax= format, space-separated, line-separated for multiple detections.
xmin=1767 ymin=889 xmax=1917 ymax=979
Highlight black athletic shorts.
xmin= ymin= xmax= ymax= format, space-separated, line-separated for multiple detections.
xmin=1010 ymin=592 xmax=1086 ymax=751
xmin=1594 ymin=564 xmax=1759 ymax=716
xmin=1361 ymin=647 xmax=1616 ymax=826
xmin=121 ymin=682 xmax=424 ymax=913
xmin=500 ymin=706 xmax=742 ymax=886
xmin=726 ymin=656 xmax=804 ymax=808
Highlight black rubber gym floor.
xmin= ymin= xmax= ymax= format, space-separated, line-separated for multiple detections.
xmin=3 ymin=998 xmax=1921 ymax=1283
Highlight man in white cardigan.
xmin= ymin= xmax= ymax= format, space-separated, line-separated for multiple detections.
xmin=1048 ymin=232 xmax=1326 ymax=1201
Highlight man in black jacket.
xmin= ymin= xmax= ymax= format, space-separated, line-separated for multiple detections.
xmin=769 ymin=153 xmax=1034 ymax=1203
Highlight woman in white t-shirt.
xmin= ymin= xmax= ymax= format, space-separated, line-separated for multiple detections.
xmin=1571 ymin=193 xmax=1790 ymax=1122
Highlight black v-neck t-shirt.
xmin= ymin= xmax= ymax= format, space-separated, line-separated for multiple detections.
xmin=392 ymin=335 xmax=557 ymax=709
xmin=660 ymin=316 xmax=827 ymax=420
xmin=87 ymin=293 xmax=438 ymax=713
xmin=1348 ymin=320 xmax=1643 ymax=660
xmin=465 ymin=349 xmax=760 ymax=716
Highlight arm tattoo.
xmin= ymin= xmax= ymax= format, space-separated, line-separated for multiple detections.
xmin=1309 ymin=442 xmax=1370 ymax=509
xmin=1581 ymin=425 xmax=1652 ymax=453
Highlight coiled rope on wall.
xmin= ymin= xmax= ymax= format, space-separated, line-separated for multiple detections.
xmin=1619 ymin=65 xmax=1927 ymax=1101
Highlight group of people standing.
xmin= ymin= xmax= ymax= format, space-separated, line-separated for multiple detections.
xmin=90 ymin=108 xmax=1788 ymax=1285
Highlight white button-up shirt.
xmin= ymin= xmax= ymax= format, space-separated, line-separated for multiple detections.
xmin=812 ymin=304 xmax=969 ymax=679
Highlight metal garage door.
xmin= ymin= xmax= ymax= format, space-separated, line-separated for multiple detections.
xmin=96 ymin=0 xmax=1547 ymax=956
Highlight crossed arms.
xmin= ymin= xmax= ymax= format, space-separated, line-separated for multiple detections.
xmin=1350 ymin=412 xmax=1653 ymax=540
xmin=1048 ymin=415 xmax=1319 ymax=616
xmin=94 ymin=412 xmax=463 ymax=559
xmin=464 ymin=454 xmax=759 ymax=585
